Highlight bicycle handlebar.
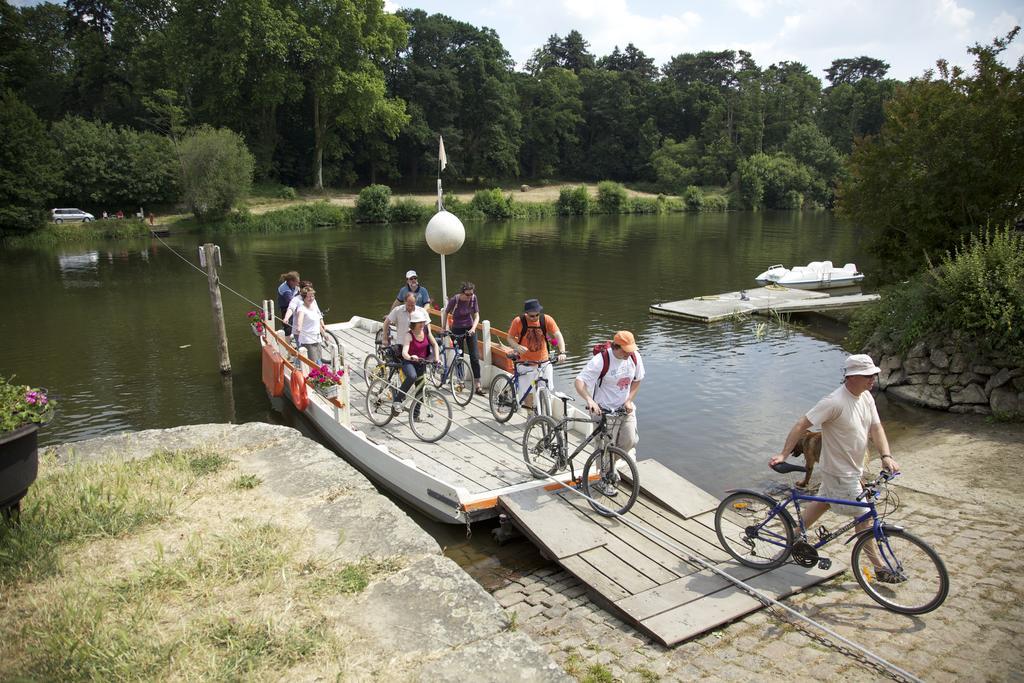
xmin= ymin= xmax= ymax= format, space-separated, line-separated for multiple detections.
xmin=505 ymin=352 xmax=558 ymax=366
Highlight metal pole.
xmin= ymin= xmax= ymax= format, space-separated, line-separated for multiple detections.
xmin=440 ymin=253 xmax=448 ymax=306
xmin=203 ymin=243 xmax=232 ymax=374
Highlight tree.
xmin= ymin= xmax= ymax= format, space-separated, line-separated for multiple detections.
xmin=517 ymin=68 xmax=583 ymax=178
xmin=783 ymin=122 xmax=844 ymax=205
xmin=761 ymin=61 xmax=820 ymax=151
xmin=819 ymin=57 xmax=897 ymax=153
xmin=178 ymin=125 xmax=254 ymax=219
xmin=839 ymin=29 xmax=1024 ymax=281
xmin=737 ymin=152 xmax=814 ymax=209
xmin=650 ymin=137 xmax=700 ymax=191
xmin=391 ymin=10 xmax=520 ymax=181
xmin=0 ymin=2 xmax=74 ymax=121
xmin=597 ymin=43 xmax=657 ymax=80
xmin=526 ymin=30 xmax=595 ymax=75
xmin=294 ymin=0 xmax=408 ymax=189
xmin=825 ymin=57 xmax=890 ymax=86
xmin=0 ymin=90 xmax=61 ymax=234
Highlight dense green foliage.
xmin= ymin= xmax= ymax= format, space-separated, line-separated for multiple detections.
xmin=840 ymin=30 xmax=1024 ymax=281
xmin=557 ymin=186 xmax=590 ymax=215
xmin=50 ymin=116 xmax=179 ymax=211
xmin=596 ymin=181 xmax=629 ymax=214
xmin=849 ymin=227 xmax=1024 ymax=360
xmin=224 ymin=203 xmax=351 ymax=234
xmin=0 ymin=90 xmax=60 ymax=234
xmin=355 ymin=185 xmax=393 ymax=223
xmin=0 ymin=0 xmax=914 ymax=232
xmin=178 ymin=126 xmax=254 ymax=220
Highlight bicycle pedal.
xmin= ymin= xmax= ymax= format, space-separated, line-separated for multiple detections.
xmin=817 ymin=558 xmax=832 ymax=570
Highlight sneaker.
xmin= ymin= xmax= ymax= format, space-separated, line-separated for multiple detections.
xmin=391 ymin=402 xmax=401 ymax=416
xmin=874 ymin=568 xmax=906 ymax=584
xmin=592 ymin=481 xmax=619 ymax=497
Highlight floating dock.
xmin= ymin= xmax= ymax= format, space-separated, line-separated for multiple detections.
xmin=649 ymin=286 xmax=880 ymax=323
xmin=499 ymin=460 xmax=842 ymax=646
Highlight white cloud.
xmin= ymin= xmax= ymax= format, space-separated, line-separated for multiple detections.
xmin=556 ymin=0 xmax=701 ymax=65
xmin=934 ymin=0 xmax=974 ymax=29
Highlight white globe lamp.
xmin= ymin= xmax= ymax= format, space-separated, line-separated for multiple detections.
xmin=425 ymin=210 xmax=465 ymax=302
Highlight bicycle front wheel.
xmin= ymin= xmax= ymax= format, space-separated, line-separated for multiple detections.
xmin=582 ymin=446 xmax=639 ymax=517
xmin=364 ymin=356 xmax=387 ymax=387
xmin=714 ymin=492 xmax=793 ymax=569
xmin=448 ymin=356 xmax=474 ymax=407
xmin=488 ymin=375 xmax=517 ymax=423
xmin=851 ymin=527 xmax=949 ymax=615
xmin=409 ymin=388 xmax=452 ymax=442
xmin=534 ymin=386 xmax=551 ymax=417
xmin=522 ymin=415 xmax=564 ymax=478
xmin=364 ymin=378 xmax=396 ymax=426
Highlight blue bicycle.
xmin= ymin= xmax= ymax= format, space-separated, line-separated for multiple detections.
xmin=714 ymin=461 xmax=948 ymax=615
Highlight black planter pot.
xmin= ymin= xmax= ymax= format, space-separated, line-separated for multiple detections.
xmin=0 ymin=423 xmax=39 ymax=515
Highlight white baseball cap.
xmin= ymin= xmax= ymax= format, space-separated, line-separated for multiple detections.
xmin=405 ymin=270 xmax=418 ymax=278
xmin=410 ymin=308 xmax=429 ymax=323
xmin=844 ymin=354 xmax=881 ymax=376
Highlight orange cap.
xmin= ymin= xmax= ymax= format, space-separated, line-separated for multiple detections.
xmin=613 ymin=330 xmax=637 ymax=353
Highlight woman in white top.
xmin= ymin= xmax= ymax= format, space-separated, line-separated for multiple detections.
xmin=283 ymin=281 xmax=317 ymax=343
xmin=295 ymin=288 xmax=326 ymax=364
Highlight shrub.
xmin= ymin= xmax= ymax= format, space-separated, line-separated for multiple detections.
xmin=849 ymin=225 xmax=1024 ymax=360
xmin=737 ymin=153 xmax=814 ymax=210
xmin=596 ymin=181 xmax=628 ymax=214
xmin=627 ymin=196 xmax=662 ymax=214
xmin=179 ymin=126 xmax=254 ymax=221
xmin=557 ymin=185 xmax=590 ymax=215
xmin=701 ymin=194 xmax=729 ymax=212
xmin=354 ymin=184 xmax=392 ymax=223
xmin=222 ymin=202 xmax=350 ymax=233
xmin=279 ymin=186 xmax=297 ymax=200
xmin=682 ymin=186 xmax=704 ymax=211
xmin=469 ymin=188 xmax=514 ymax=220
xmin=389 ymin=199 xmax=432 ymax=224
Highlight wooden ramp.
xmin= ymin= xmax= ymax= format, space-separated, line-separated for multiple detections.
xmin=498 ymin=460 xmax=843 ymax=646
xmin=649 ymin=286 xmax=879 ymax=323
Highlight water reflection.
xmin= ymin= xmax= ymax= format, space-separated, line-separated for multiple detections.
xmin=5 ymin=211 xmax=874 ymax=498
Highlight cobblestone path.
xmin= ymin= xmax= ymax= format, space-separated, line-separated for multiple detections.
xmin=492 ymin=486 xmax=1023 ymax=682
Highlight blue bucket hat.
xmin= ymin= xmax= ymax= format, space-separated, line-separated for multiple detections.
xmin=523 ymin=298 xmax=542 ymax=313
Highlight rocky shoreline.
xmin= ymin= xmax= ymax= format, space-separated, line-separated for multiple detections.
xmin=870 ymin=339 xmax=1023 ymax=416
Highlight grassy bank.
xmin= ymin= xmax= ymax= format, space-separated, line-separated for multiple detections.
xmin=4 ymin=180 xmax=735 ymax=244
xmin=0 ymin=448 xmax=400 ymax=680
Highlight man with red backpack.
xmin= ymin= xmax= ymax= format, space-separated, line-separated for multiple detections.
xmin=574 ymin=330 xmax=645 ymax=455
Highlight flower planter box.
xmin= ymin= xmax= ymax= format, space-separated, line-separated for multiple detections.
xmin=0 ymin=423 xmax=39 ymax=515
xmin=317 ymin=385 xmax=339 ymax=400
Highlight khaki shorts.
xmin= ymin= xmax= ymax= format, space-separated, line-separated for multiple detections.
xmin=818 ymin=472 xmax=865 ymax=517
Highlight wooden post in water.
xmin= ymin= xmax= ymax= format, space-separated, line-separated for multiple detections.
xmin=202 ymin=243 xmax=232 ymax=374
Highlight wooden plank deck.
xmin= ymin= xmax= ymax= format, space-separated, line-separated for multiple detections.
xmin=499 ymin=460 xmax=844 ymax=646
xmin=649 ymin=286 xmax=878 ymax=323
xmin=329 ymin=324 xmax=554 ymax=497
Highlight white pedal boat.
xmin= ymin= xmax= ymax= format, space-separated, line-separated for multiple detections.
xmin=755 ymin=261 xmax=864 ymax=290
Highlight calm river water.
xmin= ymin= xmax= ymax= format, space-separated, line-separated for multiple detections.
xmin=4 ymin=210 xmax=927 ymax=554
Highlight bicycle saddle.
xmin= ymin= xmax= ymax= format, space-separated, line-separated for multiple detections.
xmin=771 ymin=461 xmax=807 ymax=474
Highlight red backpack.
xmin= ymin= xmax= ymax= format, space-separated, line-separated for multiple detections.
xmin=592 ymin=341 xmax=637 ymax=388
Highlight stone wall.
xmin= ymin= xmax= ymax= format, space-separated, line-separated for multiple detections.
xmin=872 ymin=340 xmax=1023 ymax=416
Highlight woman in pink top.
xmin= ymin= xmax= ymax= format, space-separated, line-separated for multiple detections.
xmin=395 ymin=308 xmax=440 ymax=412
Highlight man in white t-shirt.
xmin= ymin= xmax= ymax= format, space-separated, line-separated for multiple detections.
xmin=769 ymin=354 xmax=900 ymax=575
xmin=575 ymin=330 xmax=645 ymax=454
xmin=384 ymin=292 xmax=426 ymax=356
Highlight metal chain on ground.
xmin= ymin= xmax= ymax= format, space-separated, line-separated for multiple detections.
xmin=533 ymin=471 xmax=924 ymax=683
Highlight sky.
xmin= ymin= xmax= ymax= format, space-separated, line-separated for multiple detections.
xmin=386 ymin=0 xmax=1023 ymax=80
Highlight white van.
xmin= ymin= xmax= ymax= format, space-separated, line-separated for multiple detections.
xmin=51 ymin=208 xmax=95 ymax=223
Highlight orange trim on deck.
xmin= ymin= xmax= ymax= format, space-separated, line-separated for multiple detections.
xmin=460 ymin=476 xmax=600 ymax=512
